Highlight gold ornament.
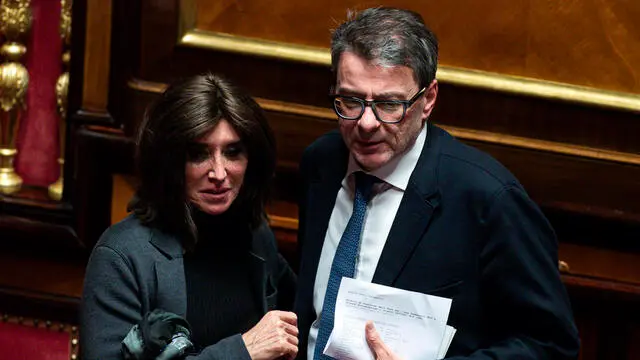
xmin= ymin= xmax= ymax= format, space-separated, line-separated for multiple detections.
xmin=0 ymin=0 xmax=32 ymax=41
xmin=48 ymin=0 xmax=72 ymax=200
xmin=0 ymin=62 xmax=28 ymax=112
xmin=0 ymin=0 xmax=30 ymax=195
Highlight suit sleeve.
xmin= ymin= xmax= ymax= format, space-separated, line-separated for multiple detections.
xmin=448 ymin=185 xmax=579 ymax=360
xmin=296 ymin=142 xmax=313 ymax=271
xmin=81 ymin=244 xmax=254 ymax=360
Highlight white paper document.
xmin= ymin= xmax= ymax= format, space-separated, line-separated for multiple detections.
xmin=324 ymin=278 xmax=456 ymax=360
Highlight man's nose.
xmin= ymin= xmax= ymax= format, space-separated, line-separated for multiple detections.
xmin=358 ymin=105 xmax=380 ymax=132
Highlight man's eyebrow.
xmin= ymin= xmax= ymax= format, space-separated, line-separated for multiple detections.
xmin=335 ymin=87 xmax=407 ymax=100
xmin=334 ymin=87 xmax=363 ymax=97
xmin=373 ymin=91 xmax=407 ymax=100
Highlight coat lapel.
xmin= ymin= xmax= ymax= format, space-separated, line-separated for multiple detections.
xmin=149 ymin=228 xmax=187 ymax=316
xmin=248 ymin=228 xmax=269 ymax=313
xmin=154 ymin=258 xmax=187 ymax=316
xmin=373 ymin=123 xmax=443 ymax=286
xmin=150 ymin=225 xmax=269 ymax=316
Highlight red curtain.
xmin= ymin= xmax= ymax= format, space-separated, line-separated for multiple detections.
xmin=14 ymin=0 xmax=63 ymax=187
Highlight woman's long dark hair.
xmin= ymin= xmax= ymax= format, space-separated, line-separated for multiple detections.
xmin=128 ymin=73 xmax=276 ymax=249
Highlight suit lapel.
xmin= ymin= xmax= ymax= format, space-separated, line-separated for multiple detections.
xmin=373 ymin=123 xmax=443 ymax=286
xmin=298 ymin=134 xmax=349 ymax=305
xmin=372 ymin=185 xmax=440 ymax=286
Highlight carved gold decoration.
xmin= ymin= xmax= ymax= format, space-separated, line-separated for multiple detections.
xmin=59 ymin=0 xmax=71 ymax=46
xmin=177 ymin=0 xmax=640 ymax=113
xmin=55 ymin=71 xmax=68 ymax=118
xmin=0 ymin=42 xmax=26 ymax=61
xmin=49 ymin=0 xmax=72 ymax=201
xmin=0 ymin=61 xmax=28 ymax=111
xmin=0 ymin=0 xmax=31 ymax=40
xmin=0 ymin=0 xmax=30 ymax=195
xmin=48 ymin=72 xmax=68 ymax=200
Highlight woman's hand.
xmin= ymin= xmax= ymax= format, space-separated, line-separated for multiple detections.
xmin=242 ymin=310 xmax=299 ymax=360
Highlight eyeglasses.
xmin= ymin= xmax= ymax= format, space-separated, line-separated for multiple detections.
xmin=330 ymin=87 xmax=426 ymax=124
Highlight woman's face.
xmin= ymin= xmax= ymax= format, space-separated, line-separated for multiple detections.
xmin=185 ymin=119 xmax=248 ymax=216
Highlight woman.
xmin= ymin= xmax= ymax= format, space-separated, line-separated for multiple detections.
xmin=81 ymin=74 xmax=298 ymax=360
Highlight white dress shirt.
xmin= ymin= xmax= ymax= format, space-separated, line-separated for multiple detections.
xmin=307 ymin=125 xmax=427 ymax=359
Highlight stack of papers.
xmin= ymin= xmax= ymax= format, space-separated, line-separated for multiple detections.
xmin=324 ymin=278 xmax=456 ymax=360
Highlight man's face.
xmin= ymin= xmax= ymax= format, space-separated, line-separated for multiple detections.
xmin=336 ymin=51 xmax=437 ymax=171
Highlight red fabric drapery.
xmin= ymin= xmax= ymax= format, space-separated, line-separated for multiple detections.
xmin=0 ymin=321 xmax=72 ymax=360
xmin=14 ymin=0 xmax=63 ymax=187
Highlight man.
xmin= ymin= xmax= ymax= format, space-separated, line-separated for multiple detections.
xmin=294 ymin=7 xmax=579 ymax=360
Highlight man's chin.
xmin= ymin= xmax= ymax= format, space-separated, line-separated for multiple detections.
xmin=353 ymin=153 xmax=389 ymax=172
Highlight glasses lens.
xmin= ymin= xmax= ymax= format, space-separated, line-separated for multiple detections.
xmin=374 ymin=102 xmax=404 ymax=122
xmin=334 ymin=97 xmax=363 ymax=119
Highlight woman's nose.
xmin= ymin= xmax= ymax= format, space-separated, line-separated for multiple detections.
xmin=207 ymin=157 xmax=227 ymax=181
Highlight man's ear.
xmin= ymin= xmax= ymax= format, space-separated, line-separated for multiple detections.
xmin=421 ymin=79 xmax=438 ymax=123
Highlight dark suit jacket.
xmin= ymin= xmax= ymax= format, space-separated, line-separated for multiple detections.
xmin=81 ymin=215 xmax=296 ymax=360
xmin=294 ymin=124 xmax=579 ymax=359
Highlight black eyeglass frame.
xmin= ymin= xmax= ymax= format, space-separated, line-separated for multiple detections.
xmin=330 ymin=87 xmax=427 ymax=124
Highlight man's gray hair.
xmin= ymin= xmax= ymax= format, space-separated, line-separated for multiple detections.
xmin=331 ymin=7 xmax=438 ymax=88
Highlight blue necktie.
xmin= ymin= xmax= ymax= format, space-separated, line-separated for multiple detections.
xmin=314 ymin=171 xmax=377 ymax=360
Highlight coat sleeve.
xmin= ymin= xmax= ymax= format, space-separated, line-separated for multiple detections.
xmin=260 ymin=222 xmax=297 ymax=311
xmin=276 ymin=252 xmax=297 ymax=311
xmin=186 ymin=334 xmax=252 ymax=360
xmin=81 ymin=245 xmax=144 ymax=360
xmin=448 ymin=185 xmax=580 ymax=359
xmin=80 ymin=243 xmax=254 ymax=360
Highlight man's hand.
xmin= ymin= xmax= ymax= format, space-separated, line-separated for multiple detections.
xmin=365 ymin=321 xmax=402 ymax=360
xmin=242 ymin=310 xmax=298 ymax=360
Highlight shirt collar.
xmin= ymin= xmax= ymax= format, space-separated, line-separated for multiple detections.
xmin=345 ymin=124 xmax=427 ymax=191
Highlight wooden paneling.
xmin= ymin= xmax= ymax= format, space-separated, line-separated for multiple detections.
xmin=559 ymin=243 xmax=640 ymax=286
xmin=82 ymin=0 xmax=112 ymax=112
xmin=468 ymin=140 xmax=640 ymax=222
xmin=434 ymin=82 xmax=640 ymax=155
xmin=192 ymin=0 xmax=640 ymax=94
xmin=0 ymin=249 xmax=83 ymax=323
xmin=74 ymin=126 xmax=134 ymax=248
xmin=0 ymin=253 xmax=83 ymax=300
xmin=111 ymin=174 xmax=135 ymax=224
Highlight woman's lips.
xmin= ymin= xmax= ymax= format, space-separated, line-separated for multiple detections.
xmin=200 ymin=188 xmax=230 ymax=201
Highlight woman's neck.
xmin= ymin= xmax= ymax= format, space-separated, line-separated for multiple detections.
xmin=191 ymin=207 xmax=250 ymax=251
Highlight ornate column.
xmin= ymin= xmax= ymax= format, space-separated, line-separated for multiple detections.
xmin=48 ymin=0 xmax=71 ymax=200
xmin=0 ymin=0 xmax=30 ymax=195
